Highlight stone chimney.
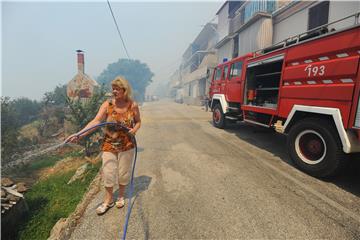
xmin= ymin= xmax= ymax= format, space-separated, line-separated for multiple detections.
xmin=76 ymin=50 xmax=84 ymax=74
xmin=67 ymin=49 xmax=98 ymax=100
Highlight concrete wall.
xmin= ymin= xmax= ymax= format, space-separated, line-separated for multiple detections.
xmin=182 ymin=66 xmax=207 ymax=84
xmin=217 ymin=40 xmax=233 ymax=64
xmin=191 ymin=81 xmax=199 ymax=98
xmin=273 ymin=2 xmax=312 ymax=44
xmin=329 ymin=1 xmax=360 ymax=30
xmin=175 ymin=88 xmax=184 ymax=103
xmin=199 ymin=78 xmax=206 ymax=96
xmin=182 ymin=80 xmax=201 ymax=105
xmin=217 ymin=3 xmax=230 ymax=42
xmin=273 ymin=1 xmax=360 ymax=44
xmin=238 ymin=17 xmax=273 ymax=56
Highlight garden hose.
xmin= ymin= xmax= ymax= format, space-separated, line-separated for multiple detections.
xmin=65 ymin=121 xmax=138 ymax=240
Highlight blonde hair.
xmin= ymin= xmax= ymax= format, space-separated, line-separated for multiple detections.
xmin=111 ymin=76 xmax=133 ymax=101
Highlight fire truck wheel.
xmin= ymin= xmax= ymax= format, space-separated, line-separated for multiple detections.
xmin=287 ymin=118 xmax=346 ymax=178
xmin=212 ymin=104 xmax=226 ymax=128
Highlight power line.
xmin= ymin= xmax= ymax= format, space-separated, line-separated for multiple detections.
xmin=107 ymin=0 xmax=131 ymax=59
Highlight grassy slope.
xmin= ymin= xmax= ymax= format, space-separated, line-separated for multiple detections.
xmin=17 ymin=163 xmax=100 ymax=240
xmin=6 ymin=120 xmax=101 ymax=239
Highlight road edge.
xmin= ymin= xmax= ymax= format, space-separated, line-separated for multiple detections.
xmin=48 ymin=172 xmax=102 ymax=240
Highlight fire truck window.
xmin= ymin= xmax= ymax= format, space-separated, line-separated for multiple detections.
xmin=222 ymin=66 xmax=229 ymax=80
xmin=214 ymin=67 xmax=222 ymax=81
xmin=230 ymin=61 xmax=243 ymax=79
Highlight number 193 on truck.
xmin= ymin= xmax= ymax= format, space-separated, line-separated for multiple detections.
xmin=209 ymin=13 xmax=360 ymax=177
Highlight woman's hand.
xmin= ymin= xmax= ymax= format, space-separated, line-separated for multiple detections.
xmin=128 ymin=128 xmax=137 ymax=136
xmin=65 ymin=133 xmax=81 ymax=143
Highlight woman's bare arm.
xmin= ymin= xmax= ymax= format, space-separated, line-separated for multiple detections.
xmin=78 ymin=101 xmax=109 ymax=136
xmin=65 ymin=101 xmax=109 ymax=142
xmin=129 ymin=102 xmax=141 ymax=135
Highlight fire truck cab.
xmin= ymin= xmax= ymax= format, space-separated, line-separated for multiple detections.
xmin=209 ymin=13 xmax=360 ymax=177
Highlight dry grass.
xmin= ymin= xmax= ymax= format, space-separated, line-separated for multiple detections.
xmin=37 ymin=153 xmax=102 ymax=180
xmin=19 ymin=120 xmax=41 ymax=140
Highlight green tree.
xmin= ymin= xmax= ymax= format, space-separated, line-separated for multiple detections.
xmin=37 ymin=105 xmax=64 ymax=138
xmin=97 ymin=59 xmax=153 ymax=102
xmin=1 ymin=85 xmax=68 ymax=163
xmin=42 ymin=84 xmax=67 ymax=106
xmin=65 ymin=86 xmax=107 ymax=156
xmin=42 ymin=84 xmax=67 ymax=124
xmin=37 ymin=85 xmax=67 ymax=135
xmin=1 ymin=97 xmax=20 ymax=163
xmin=11 ymin=97 xmax=42 ymax=126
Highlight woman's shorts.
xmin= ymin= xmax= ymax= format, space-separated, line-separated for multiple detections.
xmin=101 ymin=148 xmax=135 ymax=187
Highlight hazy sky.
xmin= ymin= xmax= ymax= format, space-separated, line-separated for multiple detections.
xmin=2 ymin=1 xmax=222 ymax=100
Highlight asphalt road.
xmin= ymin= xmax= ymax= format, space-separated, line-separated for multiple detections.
xmin=70 ymin=99 xmax=360 ymax=239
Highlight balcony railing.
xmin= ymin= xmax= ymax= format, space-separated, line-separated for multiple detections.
xmin=229 ymin=0 xmax=277 ymax=34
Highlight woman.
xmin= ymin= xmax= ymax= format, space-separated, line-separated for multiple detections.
xmin=66 ymin=76 xmax=141 ymax=215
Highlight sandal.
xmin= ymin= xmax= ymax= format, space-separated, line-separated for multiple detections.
xmin=96 ymin=202 xmax=114 ymax=215
xmin=115 ymin=197 xmax=125 ymax=208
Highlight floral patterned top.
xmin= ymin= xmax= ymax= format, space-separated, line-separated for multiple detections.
xmin=101 ymin=100 xmax=135 ymax=153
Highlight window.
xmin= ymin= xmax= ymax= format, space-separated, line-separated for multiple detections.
xmin=222 ymin=65 xmax=229 ymax=80
xmin=233 ymin=35 xmax=239 ymax=58
xmin=230 ymin=61 xmax=243 ymax=79
xmin=214 ymin=67 xmax=222 ymax=81
xmin=308 ymin=1 xmax=329 ymax=30
xmin=228 ymin=1 xmax=242 ymax=18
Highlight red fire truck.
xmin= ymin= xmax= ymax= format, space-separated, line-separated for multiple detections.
xmin=209 ymin=13 xmax=360 ymax=177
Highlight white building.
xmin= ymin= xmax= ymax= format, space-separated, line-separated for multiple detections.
xmin=168 ymin=69 xmax=183 ymax=103
xmin=179 ymin=23 xmax=218 ymax=105
xmin=171 ymin=1 xmax=359 ymax=106
xmin=273 ymin=1 xmax=360 ymax=44
xmin=215 ymin=0 xmax=359 ymax=64
xmin=215 ymin=0 xmax=282 ymax=63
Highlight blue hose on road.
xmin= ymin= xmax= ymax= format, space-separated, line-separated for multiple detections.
xmin=66 ymin=122 xmax=138 ymax=240
xmin=122 ymin=132 xmax=137 ymax=240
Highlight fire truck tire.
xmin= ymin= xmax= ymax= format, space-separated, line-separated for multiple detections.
xmin=212 ymin=104 xmax=226 ymax=128
xmin=287 ymin=118 xmax=346 ymax=178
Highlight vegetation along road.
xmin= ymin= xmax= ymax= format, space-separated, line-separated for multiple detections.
xmin=70 ymin=99 xmax=360 ymax=239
